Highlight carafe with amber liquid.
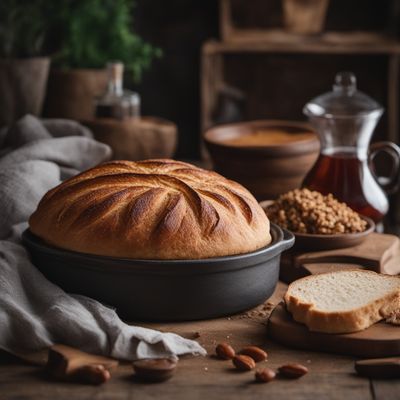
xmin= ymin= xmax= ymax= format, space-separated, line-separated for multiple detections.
xmin=302 ymin=72 xmax=400 ymax=223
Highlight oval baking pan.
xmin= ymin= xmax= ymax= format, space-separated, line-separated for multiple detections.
xmin=22 ymin=223 xmax=294 ymax=322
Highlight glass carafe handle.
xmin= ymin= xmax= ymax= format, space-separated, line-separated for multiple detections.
xmin=369 ymin=141 xmax=400 ymax=194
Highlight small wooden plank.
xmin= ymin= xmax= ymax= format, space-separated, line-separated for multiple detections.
xmin=280 ymin=233 xmax=400 ymax=283
xmin=295 ymin=233 xmax=400 ymax=273
xmin=46 ymin=344 xmax=118 ymax=375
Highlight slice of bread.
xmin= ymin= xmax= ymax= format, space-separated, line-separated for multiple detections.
xmin=284 ymin=270 xmax=400 ymax=334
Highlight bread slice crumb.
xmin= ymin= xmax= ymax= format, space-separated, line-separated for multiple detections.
xmin=284 ymin=270 xmax=400 ymax=334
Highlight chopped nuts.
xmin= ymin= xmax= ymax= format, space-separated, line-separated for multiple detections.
xmin=266 ymin=188 xmax=367 ymax=234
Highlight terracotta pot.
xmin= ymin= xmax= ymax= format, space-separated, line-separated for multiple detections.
xmin=204 ymin=120 xmax=320 ymax=200
xmin=283 ymin=0 xmax=330 ymax=35
xmin=0 ymin=57 xmax=50 ymax=127
xmin=44 ymin=68 xmax=108 ymax=120
xmin=83 ymin=116 xmax=177 ymax=160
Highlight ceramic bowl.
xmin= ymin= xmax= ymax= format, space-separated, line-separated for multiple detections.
xmin=292 ymin=216 xmax=375 ymax=251
xmin=204 ymin=120 xmax=319 ymax=200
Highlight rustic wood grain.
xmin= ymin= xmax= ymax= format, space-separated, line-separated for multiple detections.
xmin=295 ymin=233 xmax=400 ymax=272
xmin=372 ymin=380 xmax=400 ymax=400
xmin=0 ymin=281 xmax=392 ymax=399
xmin=0 ymin=342 xmax=375 ymax=400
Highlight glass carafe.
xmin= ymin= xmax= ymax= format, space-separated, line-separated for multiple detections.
xmin=95 ymin=61 xmax=140 ymax=119
xmin=302 ymin=72 xmax=400 ymax=223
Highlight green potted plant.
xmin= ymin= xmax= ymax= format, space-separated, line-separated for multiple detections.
xmin=0 ymin=0 xmax=52 ymax=126
xmin=44 ymin=0 xmax=161 ymax=120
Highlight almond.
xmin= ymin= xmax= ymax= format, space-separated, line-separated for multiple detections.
xmin=232 ymin=355 xmax=256 ymax=371
xmin=215 ymin=342 xmax=235 ymax=360
xmin=255 ymin=368 xmax=276 ymax=383
xmin=278 ymin=363 xmax=308 ymax=379
xmin=240 ymin=346 xmax=268 ymax=362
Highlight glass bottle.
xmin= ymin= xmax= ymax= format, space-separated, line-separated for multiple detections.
xmin=95 ymin=61 xmax=140 ymax=119
xmin=302 ymin=72 xmax=400 ymax=223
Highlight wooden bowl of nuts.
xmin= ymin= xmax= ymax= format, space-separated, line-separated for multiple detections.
xmin=288 ymin=217 xmax=375 ymax=251
xmin=260 ymin=189 xmax=375 ymax=251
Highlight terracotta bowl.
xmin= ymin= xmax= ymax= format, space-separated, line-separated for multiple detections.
xmin=204 ymin=120 xmax=319 ymax=200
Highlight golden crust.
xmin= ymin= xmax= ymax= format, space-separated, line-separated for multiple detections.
xmin=29 ymin=159 xmax=271 ymax=259
xmin=284 ymin=270 xmax=400 ymax=334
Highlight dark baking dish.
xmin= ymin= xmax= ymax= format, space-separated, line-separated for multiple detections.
xmin=22 ymin=223 xmax=294 ymax=321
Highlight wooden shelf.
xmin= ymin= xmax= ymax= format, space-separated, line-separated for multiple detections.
xmin=202 ymin=31 xmax=400 ymax=143
xmin=204 ymin=31 xmax=400 ymax=55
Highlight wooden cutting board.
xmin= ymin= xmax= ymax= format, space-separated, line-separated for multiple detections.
xmin=280 ymin=232 xmax=400 ymax=284
xmin=268 ymin=303 xmax=400 ymax=358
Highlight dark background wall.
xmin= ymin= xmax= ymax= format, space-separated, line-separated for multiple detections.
xmin=133 ymin=0 xmax=219 ymax=159
xmin=132 ymin=0 xmax=398 ymax=159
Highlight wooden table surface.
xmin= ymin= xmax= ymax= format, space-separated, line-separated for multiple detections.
xmin=1 ymin=282 xmax=399 ymax=400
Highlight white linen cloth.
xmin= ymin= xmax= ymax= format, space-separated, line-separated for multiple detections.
xmin=0 ymin=115 xmax=206 ymax=360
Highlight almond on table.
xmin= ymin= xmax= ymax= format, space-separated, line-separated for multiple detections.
xmin=232 ymin=355 xmax=256 ymax=371
xmin=278 ymin=364 xmax=308 ymax=379
xmin=255 ymin=368 xmax=276 ymax=383
xmin=215 ymin=343 xmax=235 ymax=360
xmin=239 ymin=346 xmax=268 ymax=362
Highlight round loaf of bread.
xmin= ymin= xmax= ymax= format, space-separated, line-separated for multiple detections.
xmin=29 ymin=159 xmax=271 ymax=259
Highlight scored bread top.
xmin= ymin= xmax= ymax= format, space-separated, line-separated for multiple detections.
xmin=29 ymin=159 xmax=271 ymax=259
xmin=284 ymin=270 xmax=400 ymax=333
